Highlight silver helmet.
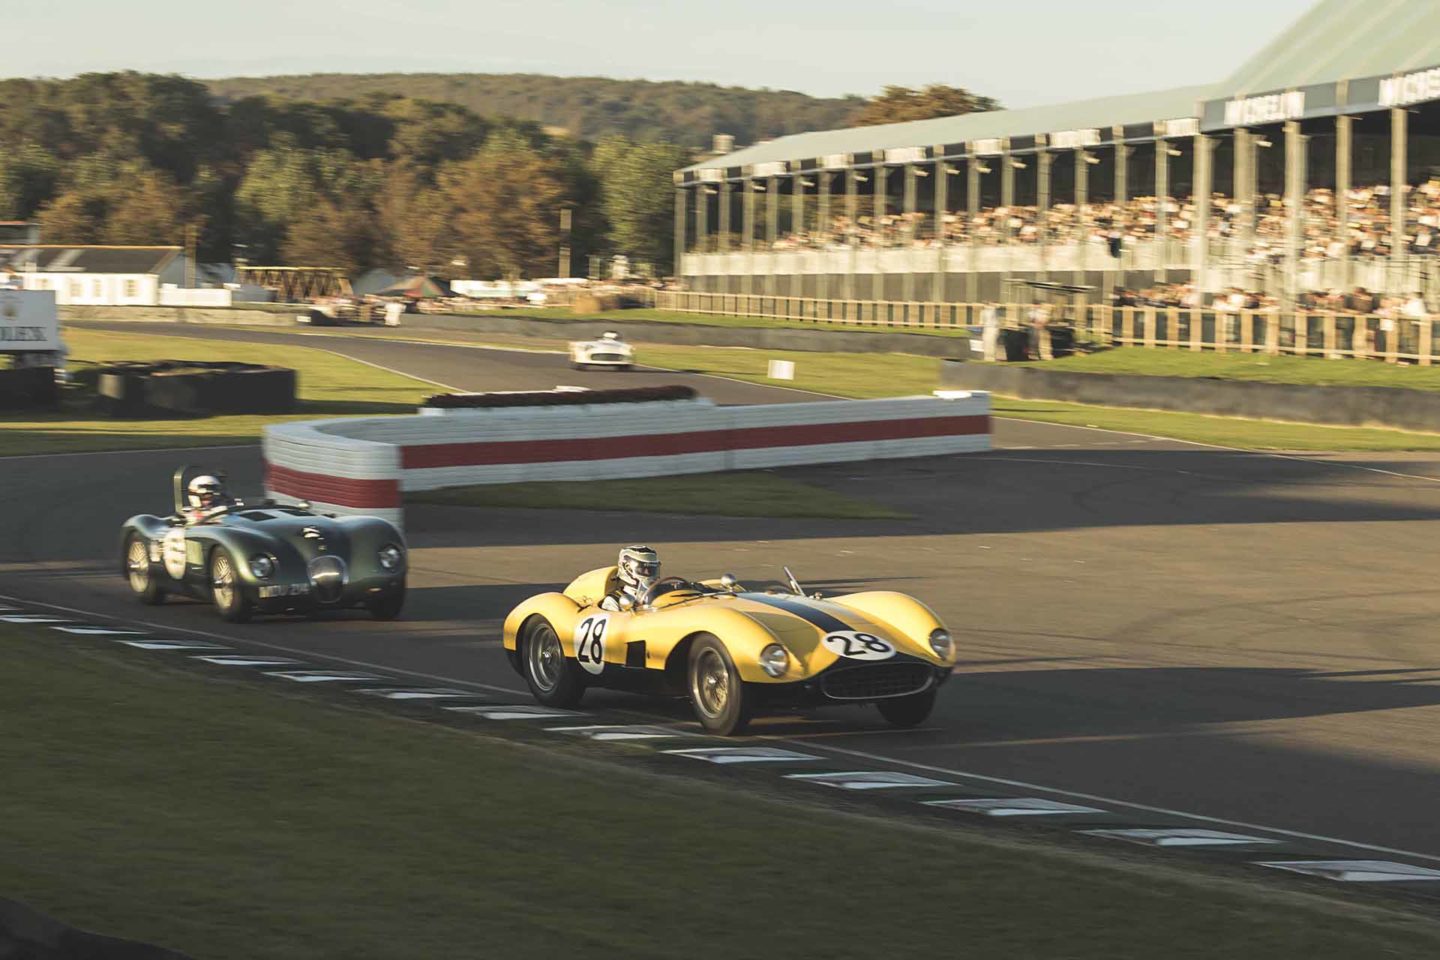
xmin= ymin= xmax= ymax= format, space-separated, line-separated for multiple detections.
xmin=187 ymin=474 xmax=225 ymax=509
xmin=617 ymin=544 xmax=660 ymax=592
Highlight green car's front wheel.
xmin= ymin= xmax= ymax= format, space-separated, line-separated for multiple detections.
xmin=124 ymin=533 xmax=164 ymax=605
xmin=688 ymin=634 xmax=751 ymax=736
xmin=522 ymin=618 xmax=586 ymax=708
xmin=209 ymin=548 xmax=253 ymax=623
xmin=367 ymin=580 xmax=406 ymax=620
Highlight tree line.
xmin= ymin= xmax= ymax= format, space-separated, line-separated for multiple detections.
xmin=0 ymin=73 xmax=993 ymax=279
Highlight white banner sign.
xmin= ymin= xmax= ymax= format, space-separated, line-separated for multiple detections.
xmin=970 ymin=138 xmax=1003 ymax=156
xmin=1158 ymin=117 xmax=1200 ymax=138
xmin=1380 ymin=67 xmax=1440 ymax=108
xmin=0 ymin=290 xmax=60 ymax=352
xmin=884 ymin=146 xmax=926 ymax=164
xmin=1223 ymin=91 xmax=1305 ymax=127
xmin=1049 ymin=128 xmax=1100 ymax=150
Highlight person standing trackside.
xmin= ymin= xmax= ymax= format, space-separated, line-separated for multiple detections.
xmin=980 ymin=301 xmax=1000 ymax=361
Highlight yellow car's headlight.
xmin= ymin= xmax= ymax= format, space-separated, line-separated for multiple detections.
xmin=759 ymin=643 xmax=790 ymax=678
xmin=928 ymin=628 xmax=954 ymax=660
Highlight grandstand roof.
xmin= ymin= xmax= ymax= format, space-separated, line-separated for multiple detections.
xmin=1215 ymin=0 xmax=1440 ymax=97
xmin=684 ymin=85 xmax=1211 ymax=173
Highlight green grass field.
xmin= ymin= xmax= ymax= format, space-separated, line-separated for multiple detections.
xmin=410 ymin=471 xmax=908 ymax=519
xmin=0 ymin=328 xmax=437 ymax=456
xmin=525 ymin=304 xmax=972 ymax=338
xmin=16 ymin=326 xmax=1440 ymax=457
xmin=7 ymin=626 xmax=1440 ymax=960
xmin=1030 ymin=347 xmax=1440 ymax=391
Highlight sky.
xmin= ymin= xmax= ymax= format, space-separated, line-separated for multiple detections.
xmin=1 ymin=0 xmax=1318 ymax=106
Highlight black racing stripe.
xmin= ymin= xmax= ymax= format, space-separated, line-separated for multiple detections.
xmin=738 ymin=593 xmax=854 ymax=634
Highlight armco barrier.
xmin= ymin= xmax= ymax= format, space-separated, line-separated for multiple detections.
xmin=263 ymin=394 xmax=991 ymax=526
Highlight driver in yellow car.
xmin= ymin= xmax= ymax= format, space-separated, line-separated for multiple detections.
xmin=601 ymin=544 xmax=660 ymax=610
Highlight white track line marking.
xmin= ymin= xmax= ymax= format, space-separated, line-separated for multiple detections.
xmin=10 ymin=589 xmax=1440 ymax=866
xmin=782 ymin=740 xmax=1440 ymax=864
xmin=0 ymin=444 xmax=255 ymax=462
xmin=0 ymin=591 xmax=528 ymax=698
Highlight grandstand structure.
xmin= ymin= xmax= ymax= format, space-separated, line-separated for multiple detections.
xmin=674 ymin=0 xmax=1440 ymax=310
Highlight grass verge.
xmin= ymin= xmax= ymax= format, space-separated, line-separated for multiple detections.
xmin=1 ymin=328 xmax=437 ymax=456
xmin=631 ymin=344 xmax=1440 ymax=451
xmin=1029 ymin=347 xmax=1440 ymax=392
xmin=523 ymin=305 xmax=971 ymax=337
xmin=6 ymin=626 xmax=1440 ymax=960
xmin=409 ymin=471 xmax=908 ymax=519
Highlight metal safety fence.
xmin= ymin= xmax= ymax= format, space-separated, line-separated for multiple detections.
xmin=656 ymin=291 xmax=1438 ymax=364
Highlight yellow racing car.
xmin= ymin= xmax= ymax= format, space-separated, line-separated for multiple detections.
xmin=502 ymin=564 xmax=955 ymax=734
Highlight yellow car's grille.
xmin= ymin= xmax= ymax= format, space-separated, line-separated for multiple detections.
xmin=821 ymin=663 xmax=933 ymax=701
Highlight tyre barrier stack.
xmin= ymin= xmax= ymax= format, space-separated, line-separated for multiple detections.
xmin=263 ymin=391 xmax=992 ymax=527
xmin=0 ymin=365 xmax=59 ymax=410
xmin=79 ymin=361 xmax=297 ymax=417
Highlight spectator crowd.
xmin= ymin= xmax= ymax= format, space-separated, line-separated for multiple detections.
xmin=732 ymin=177 xmax=1440 ymax=266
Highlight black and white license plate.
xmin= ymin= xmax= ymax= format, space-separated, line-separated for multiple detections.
xmin=258 ymin=583 xmax=311 ymax=599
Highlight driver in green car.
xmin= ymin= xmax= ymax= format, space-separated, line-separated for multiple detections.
xmin=183 ymin=474 xmax=234 ymax=526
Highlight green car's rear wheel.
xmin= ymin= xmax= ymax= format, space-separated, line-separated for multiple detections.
xmin=209 ymin=548 xmax=253 ymax=623
xmin=523 ymin=618 xmax=586 ymax=708
xmin=688 ymin=634 xmax=750 ymax=736
xmin=125 ymin=533 xmax=164 ymax=605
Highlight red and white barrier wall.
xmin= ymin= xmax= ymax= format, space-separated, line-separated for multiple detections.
xmin=263 ymin=393 xmax=991 ymax=525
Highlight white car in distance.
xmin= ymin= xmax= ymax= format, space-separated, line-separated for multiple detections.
xmin=568 ymin=331 xmax=634 ymax=370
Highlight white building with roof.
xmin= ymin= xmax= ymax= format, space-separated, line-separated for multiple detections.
xmin=0 ymin=246 xmax=186 ymax=306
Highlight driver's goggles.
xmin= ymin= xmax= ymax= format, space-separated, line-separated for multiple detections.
xmin=632 ymin=562 xmax=660 ymax=578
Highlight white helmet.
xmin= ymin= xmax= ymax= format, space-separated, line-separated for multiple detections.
xmin=187 ymin=475 xmax=225 ymax=509
xmin=617 ymin=544 xmax=660 ymax=592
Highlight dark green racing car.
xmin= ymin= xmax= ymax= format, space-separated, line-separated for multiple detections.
xmin=120 ymin=466 xmax=407 ymax=622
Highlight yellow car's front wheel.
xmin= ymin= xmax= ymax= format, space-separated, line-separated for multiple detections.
xmin=523 ymin=618 xmax=587 ymax=708
xmin=688 ymin=634 xmax=751 ymax=736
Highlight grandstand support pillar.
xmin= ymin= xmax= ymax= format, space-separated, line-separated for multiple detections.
xmin=1156 ymin=137 xmax=1170 ymax=282
xmin=1235 ymin=128 xmax=1252 ymax=255
xmin=1113 ymin=137 xmax=1128 ymax=300
xmin=1284 ymin=120 xmax=1305 ymax=309
xmin=742 ymin=178 xmax=756 ymax=296
xmin=1391 ymin=107 xmax=1408 ymax=289
xmin=673 ymin=186 xmax=686 ymax=287
xmin=1336 ymin=114 xmax=1352 ymax=290
xmin=817 ymin=171 xmax=832 ymax=302
xmin=791 ymin=172 xmax=805 ymax=300
xmin=1001 ymin=142 xmax=1015 ymax=295
xmin=765 ymin=175 xmax=779 ymax=297
xmin=903 ymin=162 xmax=917 ymax=301
xmin=1037 ymin=146 xmax=1052 ymax=281
xmin=1193 ymin=134 xmax=1213 ymax=297
xmin=933 ymin=154 xmax=948 ymax=303
xmin=845 ymin=167 xmax=858 ymax=300
xmin=874 ymin=163 xmax=887 ymax=302
xmin=718 ymin=181 xmax=731 ymax=254
xmin=1075 ymin=149 xmax=1088 ymax=288
xmin=967 ymin=159 xmax=980 ymax=303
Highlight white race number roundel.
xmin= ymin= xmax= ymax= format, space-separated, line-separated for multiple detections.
xmin=573 ymin=613 xmax=610 ymax=675
xmin=821 ymin=631 xmax=896 ymax=661
xmin=162 ymin=528 xmax=188 ymax=580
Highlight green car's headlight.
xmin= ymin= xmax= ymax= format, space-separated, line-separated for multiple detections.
xmin=759 ymin=643 xmax=790 ymax=678
xmin=249 ymin=555 xmax=275 ymax=580
xmin=928 ymin=628 xmax=954 ymax=660
xmin=378 ymin=544 xmax=404 ymax=572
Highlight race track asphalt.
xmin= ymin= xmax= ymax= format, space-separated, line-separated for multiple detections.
xmin=7 ymin=323 xmax=1440 ymax=866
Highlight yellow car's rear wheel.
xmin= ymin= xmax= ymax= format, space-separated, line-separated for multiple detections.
xmin=523 ymin=618 xmax=586 ymax=708
xmin=688 ymin=634 xmax=750 ymax=736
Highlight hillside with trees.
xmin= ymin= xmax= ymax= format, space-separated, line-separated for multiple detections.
xmin=0 ymin=72 xmax=993 ymax=280
xmin=208 ymin=74 xmax=866 ymax=150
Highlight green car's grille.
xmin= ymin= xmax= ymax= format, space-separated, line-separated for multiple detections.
xmin=308 ymin=555 xmax=348 ymax=604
